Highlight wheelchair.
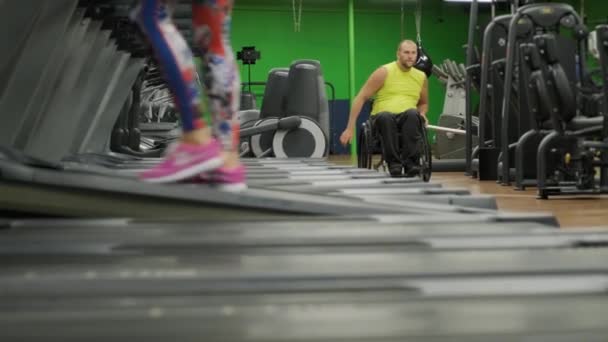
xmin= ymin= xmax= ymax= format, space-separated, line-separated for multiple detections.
xmin=357 ymin=113 xmax=432 ymax=182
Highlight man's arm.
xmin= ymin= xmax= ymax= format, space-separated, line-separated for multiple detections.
xmin=340 ymin=67 xmax=387 ymax=145
xmin=417 ymin=77 xmax=429 ymax=124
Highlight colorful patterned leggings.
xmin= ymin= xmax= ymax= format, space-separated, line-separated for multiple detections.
xmin=134 ymin=0 xmax=239 ymax=150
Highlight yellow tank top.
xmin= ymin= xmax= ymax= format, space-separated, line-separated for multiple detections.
xmin=371 ymin=61 xmax=426 ymax=115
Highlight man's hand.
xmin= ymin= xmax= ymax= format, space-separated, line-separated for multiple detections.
xmin=340 ymin=128 xmax=353 ymax=146
xmin=420 ymin=114 xmax=429 ymax=127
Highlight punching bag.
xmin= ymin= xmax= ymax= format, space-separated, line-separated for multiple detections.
xmin=413 ymin=0 xmax=433 ymax=78
xmin=415 ymin=45 xmax=434 ymax=77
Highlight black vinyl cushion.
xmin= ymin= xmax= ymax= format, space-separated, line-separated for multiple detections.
xmin=531 ymin=72 xmax=553 ymax=123
xmin=550 ymin=64 xmax=576 ymax=122
xmin=259 ymin=69 xmax=289 ymax=118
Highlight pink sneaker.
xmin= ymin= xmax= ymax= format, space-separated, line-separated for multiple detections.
xmin=140 ymin=140 xmax=223 ymax=183
xmin=199 ymin=164 xmax=247 ymax=192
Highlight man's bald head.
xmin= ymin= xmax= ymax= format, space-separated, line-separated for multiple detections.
xmin=397 ymin=40 xmax=418 ymax=52
xmin=396 ymin=40 xmax=418 ymax=69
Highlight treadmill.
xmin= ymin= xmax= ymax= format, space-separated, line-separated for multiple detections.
xmin=1 ymin=293 xmax=607 ymax=341
xmin=3 ymin=218 xmax=607 ymax=256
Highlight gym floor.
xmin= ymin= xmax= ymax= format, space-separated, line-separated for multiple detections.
xmin=329 ymin=155 xmax=608 ymax=228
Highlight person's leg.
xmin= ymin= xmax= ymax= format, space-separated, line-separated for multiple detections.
xmin=397 ymin=108 xmax=424 ymax=176
xmin=192 ymin=0 xmax=246 ymax=191
xmin=133 ymin=0 xmax=223 ymax=183
xmin=373 ymin=112 xmax=402 ymax=176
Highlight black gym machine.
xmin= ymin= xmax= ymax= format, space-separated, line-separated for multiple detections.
xmin=464 ymin=0 xmax=608 ymax=199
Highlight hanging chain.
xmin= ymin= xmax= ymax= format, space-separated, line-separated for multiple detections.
xmin=415 ymin=0 xmax=422 ymax=44
xmin=400 ymin=0 xmax=405 ymax=40
xmin=292 ymin=0 xmax=302 ymax=32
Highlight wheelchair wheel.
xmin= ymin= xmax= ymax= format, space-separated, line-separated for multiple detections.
xmin=358 ymin=121 xmax=373 ymax=169
xmin=419 ymin=126 xmax=432 ymax=182
xmin=364 ymin=121 xmax=377 ymax=169
xmin=357 ymin=124 xmax=366 ymax=168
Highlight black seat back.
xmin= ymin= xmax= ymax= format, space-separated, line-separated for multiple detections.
xmin=283 ymin=60 xmax=330 ymax=139
xmin=259 ymin=68 xmax=289 ymax=119
xmin=520 ymin=42 xmax=554 ymax=127
xmin=536 ymin=34 xmax=577 ymax=123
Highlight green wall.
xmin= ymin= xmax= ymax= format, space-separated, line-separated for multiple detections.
xmin=231 ymin=0 xmax=472 ymax=128
xmin=232 ymin=6 xmax=349 ymax=98
xmin=583 ymin=0 xmax=608 ymax=24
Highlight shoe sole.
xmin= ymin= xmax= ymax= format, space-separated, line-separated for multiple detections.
xmin=142 ymin=157 xmax=224 ymax=183
xmin=217 ymin=182 xmax=248 ymax=192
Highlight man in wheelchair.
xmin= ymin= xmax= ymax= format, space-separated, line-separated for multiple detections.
xmin=340 ymin=40 xmax=429 ymax=177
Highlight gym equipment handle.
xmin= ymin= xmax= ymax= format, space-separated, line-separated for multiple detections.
xmin=427 ymin=124 xmax=467 ymax=135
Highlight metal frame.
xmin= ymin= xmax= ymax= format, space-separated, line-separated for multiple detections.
xmin=500 ymin=3 xmax=586 ymax=186
xmin=0 ymin=0 xmax=78 ymax=147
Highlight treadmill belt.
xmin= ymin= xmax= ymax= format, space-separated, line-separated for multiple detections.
xmin=2 ymin=294 xmax=607 ymax=341
xmin=2 ymin=249 xmax=608 ymax=297
xmin=1 ymin=219 xmax=605 ymax=255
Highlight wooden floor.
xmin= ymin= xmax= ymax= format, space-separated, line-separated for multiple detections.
xmin=433 ymin=172 xmax=608 ymax=229
xmin=329 ymin=155 xmax=608 ymax=229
